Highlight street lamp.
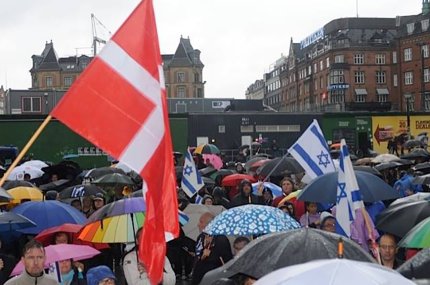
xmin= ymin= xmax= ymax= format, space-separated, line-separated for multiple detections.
xmin=404 ymin=93 xmax=412 ymax=140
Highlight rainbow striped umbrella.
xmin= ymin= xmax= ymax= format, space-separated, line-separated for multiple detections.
xmin=78 ymin=211 xmax=145 ymax=243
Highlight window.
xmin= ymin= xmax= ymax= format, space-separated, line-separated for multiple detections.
xmin=422 ymin=45 xmax=429 ymax=58
xmin=194 ymin=73 xmax=200 ymax=83
xmin=356 ymin=94 xmax=366 ymax=102
xmin=334 ymin=54 xmax=344 ymax=63
xmin=422 ymin=19 xmax=430 ymax=32
xmin=326 ymin=57 xmax=330 ymax=68
xmin=354 ymin=54 xmax=364 ymax=64
xmin=240 ymin=125 xmax=253 ymax=133
xmin=377 ymin=94 xmax=388 ymax=103
xmin=45 ymin=76 xmax=53 ymax=87
xmin=354 ymin=71 xmax=365 ymax=84
xmin=320 ymin=76 xmax=324 ymax=89
xmin=177 ymin=72 xmax=185 ymax=83
xmin=218 ymin=125 xmax=225 ymax=133
xmin=425 ymin=68 xmax=430 ymax=83
xmin=64 ymin=77 xmax=72 ymax=87
xmin=425 ymin=93 xmax=430 ymax=111
xmin=375 ymin=54 xmax=386 ymax=64
xmin=393 ymin=52 xmax=397 ymax=64
xmin=393 ymin=74 xmax=398 ymax=87
xmin=197 ymin=88 xmax=203 ymax=98
xmin=22 ymin=97 xmax=41 ymax=113
xmin=329 ymin=90 xmax=345 ymax=104
xmin=320 ymin=60 xmax=324 ymax=70
xmin=404 ymin=71 xmax=413 ymax=85
xmin=404 ymin=48 xmax=412 ymax=61
xmin=177 ymin=86 xmax=186 ymax=98
xmin=330 ymin=70 xmax=344 ymax=84
xmin=376 ymin=71 xmax=386 ymax=84
xmin=407 ymin=23 xmax=415 ymax=34
xmin=313 ymin=63 xmax=317 ymax=73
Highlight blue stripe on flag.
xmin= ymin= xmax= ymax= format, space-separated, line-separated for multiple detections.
xmin=310 ymin=125 xmax=331 ymax=152
xmin=292 ymin=144 xmax=324 ymax=176
xmin=351 ymin=190 xmax=362 ymax=202
xmin=182 ymin=178 xmax=198 ymax=196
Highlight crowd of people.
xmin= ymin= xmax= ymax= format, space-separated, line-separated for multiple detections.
xmin=0 ymin=145 xmax=429 ymax=285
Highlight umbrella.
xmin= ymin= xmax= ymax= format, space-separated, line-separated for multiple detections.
xmin=372 ymin=154 xmax=400 ymax=164
xmin=353 ymin=166 xmax=383 ymax=177
xmin=251 ymin=182 xmax=282 ymax=197
xmin=376 ymin=200 xmax=430 ymax=237
xmin=200 ymin=228 xmax=375 ymax=283
xmin=401 ymin=149 xmax=430 ymax=160
xmin=21 ymin=160 xmax=49 ymax=169
xmin=7 ymin=165 xmax=44 ymax=180
xmin=0 ymin=212 xmax=36 ymax=232
xmin=374 ymin=161 xmax=403 ymax=172
xmin=92 ymin=172 xmax=135 ymax=187
xmin=78 ymin=197 xmax=145 ymax=243
xmin=203 ymin=205 xmax=300 ymax=236
xmin=35 ymin=223 xmax=83 ymax=245
xmin=413 ymin=174 xmax=430 ymax=185
xmin=221 ymin=174 xmax=257 ymax=187
xmin=202 ymin=176 xmax=216 ymax=188
xmin=78 ymin=211 xmax=145 ymax=243
xmin=244 ymin=157 xmax=269 ymax=172
xmin=41 ymin=160 xmax=82 ymax=179
xmin=0 ymin=187 xmax=12 ymax=202
xmin=354 ymin=157 xmax=373 ymax=166
xmin=390 ymin=193 xmax=430 ymax=207
xmin=413 ymin=162 xmax=430 ymax=173
xmin=199 ymin=166 xmax=217 ymax=176
xmin=59 ymin=184 xmax=105 ymax=199
xmin=112 ymin=161 xmax=133 ymax=173
xmin=210 ymin=169 xmax=235 ymax=185
xmin=256 ymin=157 xmax=304 ymax=177
xmin=11 ymin=244 xmax=101 ymax=276
xmin=7 ymin=186 xmax=43 ymax=204
xmin=194 ymin=143 xmax=220 ymax=155
xmin=85 ymin=167 xmax=125 ymax=180
xmin=298 ymin=170 xmax=399 ymax=203
xmin=39 ymin=179 xmax=71 ymax=192
xmin=11 ymin=200 xmax=87 ymax=234
xmin=404 ymin=139 xmax=425 ymax=149
xmin=397 ymin=248 xmax=430 ymax=279
xmin=254 ymin=259 xmax=414 ymax=285
xmin=202 ymin=154 xmax=223 ymax=170
xmin=2 ymin=180 xmax=36 ymax=190
xmin=398 ymin=216 xmax=430 ymax=248
xmin=182 ymin=204 xmax=226 ymax=241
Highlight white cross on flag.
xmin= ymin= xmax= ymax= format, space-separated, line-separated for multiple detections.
xmin=51 ymin=0 xmax=178 ymax=283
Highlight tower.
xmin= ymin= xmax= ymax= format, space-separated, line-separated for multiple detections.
xmin=423 ymin=0 xmax=430 ymax=15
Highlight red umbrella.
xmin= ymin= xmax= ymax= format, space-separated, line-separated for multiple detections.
xmin=35 ymin=223 xmax=109 ymax=250
xmin=221 ymin=174 xmax=257 ymax=187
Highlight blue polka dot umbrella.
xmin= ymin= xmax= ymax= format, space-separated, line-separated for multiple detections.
xmin=203 ymin=204 xmax=300 ymax=236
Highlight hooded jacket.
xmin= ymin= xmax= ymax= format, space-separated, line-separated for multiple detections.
xmin=228 ymin=180 xmax=264 ymax=209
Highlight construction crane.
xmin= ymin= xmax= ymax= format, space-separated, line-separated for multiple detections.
xmin=91 ymin=13 xmax=111 ymax=57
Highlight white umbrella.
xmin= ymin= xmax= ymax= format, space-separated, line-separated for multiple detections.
xmin=372 ymin=153 xmax=400 ymax=164
xmin=21 ymin=160 xmax=49 ymax=169
xmin=255 ymin=259 xmax=415 ymax=285
xmin=8 ymin=165 xmax=44 ymax=180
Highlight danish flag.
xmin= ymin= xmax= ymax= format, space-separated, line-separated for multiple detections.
xmin=51 ymin=0 xmax=179 ymax=283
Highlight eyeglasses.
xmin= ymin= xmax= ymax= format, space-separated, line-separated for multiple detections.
xmin=98 ymin=278 xmax=115 ymax=285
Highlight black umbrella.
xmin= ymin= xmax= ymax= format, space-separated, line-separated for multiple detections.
xmin=397 ymin=248 xmax=430 ymax=279
xmin=85 ymin=167 xmax=125 ymax=180
xmin=353 ymin=166 xmax=382 ymax=178
xmin=256 ymin=157 xmax=304 ymax=177
xmin=404 ymin=139 xmax=425 ymax=149
xmin=374 ymin=161 xmax=402 ymax=172
xmin=413 ymin=174 xmax=430 ymax=185
xmin=92 ymin=173 xmax=135 ymax=187
xmin=401 ymin=149 xmax=430 ymax=160
xmin=244 ymin=157 xmax=268 ymax=172
xmin=200 ymin=166 xmax=217 ymax=176
xmin=200 ymin=228 xmax=375 ymax=283
xmin=376 ymin=200 xmax=430 ymax=237
xmin=298 ymin=171 xmax=399 ymax=203
xmin=413 ymin=162 xmax=430 ymax=173
xmin=39 ymin=179 xmax=71 ymax=192
xmin=59 ymin=184 xmax=105 ymax=199
xmin=42 ymin=160 xmax=82 ymax=180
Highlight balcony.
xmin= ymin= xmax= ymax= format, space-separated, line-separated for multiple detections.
xmin=345 ymin=102 xmax=392 ymax=112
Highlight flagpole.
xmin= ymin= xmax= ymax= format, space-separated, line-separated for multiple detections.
xmin=361 ymin=207 xmax=382 ymax=264
xmin=0 ymin=115 xmax=52 ymax=187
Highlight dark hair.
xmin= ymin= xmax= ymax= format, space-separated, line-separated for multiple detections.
xmin=22 ymin=239 xmax=45 ymax=257
xmin=280 ymin=177 xmax=295 ymax=189
xmin=233 ymin=236 xmax=250 ymax=246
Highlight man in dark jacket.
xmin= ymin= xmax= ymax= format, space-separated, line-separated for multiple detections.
xmin=228 ymin=179 xmax=264 ymax=209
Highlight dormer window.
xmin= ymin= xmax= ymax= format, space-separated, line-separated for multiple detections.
xmin=422 ymin=19 xmax=429 ymax=31
xmin=407 ymin=23 xmax=415 ymax=34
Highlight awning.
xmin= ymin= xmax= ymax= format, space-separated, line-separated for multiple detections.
xmin=376 ymin=88 xmax=389 ymax=95
xmin=355 ymin=88 xmax=368 ymax=95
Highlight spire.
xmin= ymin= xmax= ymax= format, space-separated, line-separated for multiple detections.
xmin=423 ymin=0 xmax=430 ymax=15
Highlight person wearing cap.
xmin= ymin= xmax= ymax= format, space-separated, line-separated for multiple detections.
xmin=227 ymin=179 xmax=264 ymax=209
xmin=92 ymin=193 xmax=105 ymax=211
xmin=86 ymin=265 xmax=116 ymax=285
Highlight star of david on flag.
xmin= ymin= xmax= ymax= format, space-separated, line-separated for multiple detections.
xmin=335 ymin=139 xmax=364 ymax=237
xmin=181 ymin=148 xmax=204 ymax=198
xmin=288 ymin=119 xmax=336 ymax=180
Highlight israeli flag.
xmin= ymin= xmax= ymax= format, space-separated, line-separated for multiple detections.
xmin=336 ymin=139 xmax=364 ymax=237
xmin=181 ymin=148 xmax=204 ymax=198
xmin=288 ymin=119 xmax=335 ymax=179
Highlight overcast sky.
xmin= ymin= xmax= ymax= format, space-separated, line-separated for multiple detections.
xmin=0 ymin=0 xmax=423 ymax=98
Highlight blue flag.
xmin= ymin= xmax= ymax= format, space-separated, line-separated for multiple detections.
xmin=288 ymin=119 xmax=335 ymax=179
xmin=181 ymin=148 xmax=204 ymax=197
xmin=336 ymin=139 xmax=364 ymax=237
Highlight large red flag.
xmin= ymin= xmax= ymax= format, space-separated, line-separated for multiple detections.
xmin=51 ymin=0 xmax=179 ymax=283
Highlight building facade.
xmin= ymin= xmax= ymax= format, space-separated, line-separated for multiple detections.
xmin=245 ymin=79 xmax=265 ymax=100
xmin=162 ymin=37 xmax=205 ymax=99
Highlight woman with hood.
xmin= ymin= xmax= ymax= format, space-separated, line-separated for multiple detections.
xmin=227 ymin=179 xmax=264 ymax=209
